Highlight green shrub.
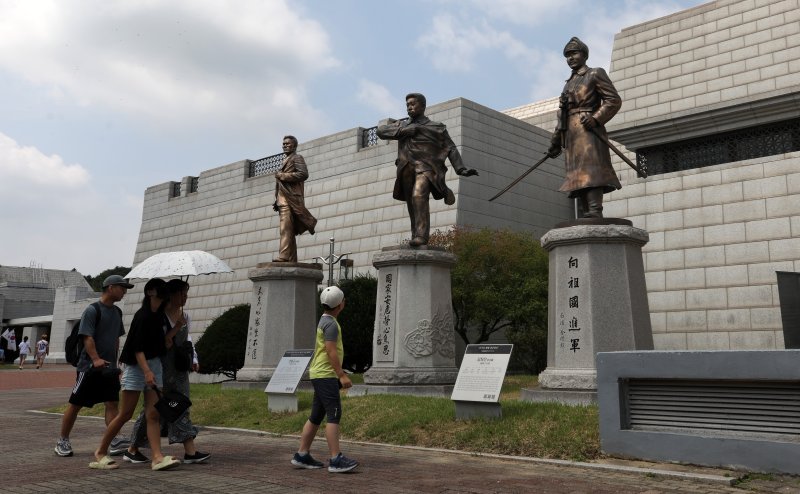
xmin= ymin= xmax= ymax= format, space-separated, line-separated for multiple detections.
xmin=195 ymin=304 xmax=250 ymax=380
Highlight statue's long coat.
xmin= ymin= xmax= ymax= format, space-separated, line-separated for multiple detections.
xmin=555 ymin=65 xmax=622 ymax=197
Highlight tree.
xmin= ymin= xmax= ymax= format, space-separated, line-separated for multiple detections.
xmin=431 ymin=227 xmax=548 ymax=347
xmin=195 ymin=304 xmax=250 ymax=380
xmin=316 ymin=274 xmax=377 ymax=374
xmin=85 ymin=266 xmax=132 ymax=292
xmin=337 ymin=274 xmax=376 ymax=373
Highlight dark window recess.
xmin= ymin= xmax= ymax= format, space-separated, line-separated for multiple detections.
xmin=636 ymin=118 xmax=800 ymax=175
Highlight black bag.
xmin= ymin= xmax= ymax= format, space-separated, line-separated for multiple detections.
xmin=153 ymin=386 xmax=192 ymax=423
xmin=173 ymin=340 xmax=194 ymax=372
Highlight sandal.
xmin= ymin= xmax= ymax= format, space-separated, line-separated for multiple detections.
xmin=89 ymin=456 xmax=119 ymax=470
xmin=151 ymin=455 xmax=180 ymax=471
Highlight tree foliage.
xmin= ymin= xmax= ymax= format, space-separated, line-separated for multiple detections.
xmin=430 ymin=227 xmax=548 ymax=348
xmin=84 ymin=266 xmax=132 ymax=292
xmin=195 ymin=304 xmax=250 ymax=380
xmin=316 ymin=274 xmax=376 ymax=374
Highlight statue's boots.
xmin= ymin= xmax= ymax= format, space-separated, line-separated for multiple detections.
xmin=584 ymin=188 xmax=604 ymax=218
xmin=409 ymin=195 xmax=430 ymax=246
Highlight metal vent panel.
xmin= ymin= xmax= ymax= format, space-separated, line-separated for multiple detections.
xmin=622 ymin=379 xmax=800 ymax=441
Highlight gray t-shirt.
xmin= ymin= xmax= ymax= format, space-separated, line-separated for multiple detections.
xmin=320 ymin=315 xmax=339 ymax=342
xmin=76 ymin=302 xmax=125 ymax=372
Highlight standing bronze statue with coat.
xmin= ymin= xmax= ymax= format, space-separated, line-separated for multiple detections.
xmin=378 ymin=93 xmax=478 ymax=246
xmin=273 ymin=135 xmax=317 ymax=262
xmin=548 ymin=37 xmax=622 ymax=218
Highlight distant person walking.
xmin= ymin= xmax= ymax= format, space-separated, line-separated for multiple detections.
xmin=125 ymin=279 xmax=210 ymax=465
xmin=17 ymin=336 xmax=31 ymax=369
xmin=55 ymin=275 xmax=133 ymax=458
xmin=35 ymin=334 xmax=49 ymax=369
xmin=90 ymin=278 xmax=181 ymax=471
xmin=291 ymin=286 xmax=358 ymax=473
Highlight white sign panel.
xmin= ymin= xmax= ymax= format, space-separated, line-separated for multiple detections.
xmin=451 ymin=344 xmax=513 ymax=403
xmin=264 ymin=349 xmax=314 ymax=394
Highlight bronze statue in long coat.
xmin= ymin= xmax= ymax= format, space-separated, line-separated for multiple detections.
xmin=273 ymin=135 xmax=317 ymax=262
xmin=377 ymin=93 xmax=478 ymax=246
xmin=549 ymin=37 xmax=622 ymax=218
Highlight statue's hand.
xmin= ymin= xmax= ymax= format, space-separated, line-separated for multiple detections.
xmin=580 ymin=114 xmax=598 ymax=129
xmin=398 ymin=124 xmax=417 ymax=137
xmin=547 ymin=144 xmax=562 ymax=158
xmin=458 ymin=168 xmax=479 ymax=177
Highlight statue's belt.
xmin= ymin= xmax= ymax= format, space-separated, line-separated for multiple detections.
xmin=568 ymin=107 xmax=596 ymax=115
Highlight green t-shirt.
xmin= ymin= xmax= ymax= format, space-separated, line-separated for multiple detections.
xmin=309 ymin=314 xmax=343 ymax=379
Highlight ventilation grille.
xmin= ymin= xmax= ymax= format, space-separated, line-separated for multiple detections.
xmin=622 ymin=379 xmax=800 ymax=441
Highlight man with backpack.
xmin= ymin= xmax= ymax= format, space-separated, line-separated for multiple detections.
xmin=55 ymin=275 xmax=133 ymax=457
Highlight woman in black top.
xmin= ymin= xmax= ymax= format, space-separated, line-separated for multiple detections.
xmin=90 ymin=278 xmax=182 ymax=471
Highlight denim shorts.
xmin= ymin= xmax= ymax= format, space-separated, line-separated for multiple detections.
xmin=120 ymin=357 xmax=163 ymax=391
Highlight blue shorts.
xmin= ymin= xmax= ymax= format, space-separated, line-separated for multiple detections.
xmin=120 ymin=358 xmax=163 ymax=391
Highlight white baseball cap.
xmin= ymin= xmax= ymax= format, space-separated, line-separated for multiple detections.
xmin=320 ymin=286 xmax=345 ymax=308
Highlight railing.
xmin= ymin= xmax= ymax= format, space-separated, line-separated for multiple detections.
xmin=189 ymin=177 xmax=199 ymax=193
xmin=248 ymin=153 xmax=284 ymax=178
xmin=171 ymin=182 xmax=181 ymax=198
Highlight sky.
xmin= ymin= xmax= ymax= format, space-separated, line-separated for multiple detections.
xmin=0 ymin=0 xmax=703 ymax=276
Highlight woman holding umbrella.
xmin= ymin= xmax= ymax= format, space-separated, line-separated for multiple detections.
xmin=125 ymin=278 xmax=210 ymax=464
xmin=90 ymin=278 xmax=181 ymax=471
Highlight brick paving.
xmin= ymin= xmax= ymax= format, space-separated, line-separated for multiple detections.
xmin=2 ymin=365 xmax=799 ymax=494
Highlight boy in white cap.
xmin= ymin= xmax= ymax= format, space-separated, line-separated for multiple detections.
xmin=291 ymin=286 xmax=358 ymax=473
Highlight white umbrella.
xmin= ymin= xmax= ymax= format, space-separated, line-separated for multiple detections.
xmin=125 ymin=250 xmax=234 ymax=280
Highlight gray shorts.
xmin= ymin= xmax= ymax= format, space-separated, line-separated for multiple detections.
xmin=120 ymin=358 xmax=163 ymax=391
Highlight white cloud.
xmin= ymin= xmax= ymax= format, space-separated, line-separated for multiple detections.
xmin=417 ymin=14 xmax=540 ymax=73
xmin=0 ymin=0 xmax=339 ymax=134
xmin=356 ymin=80 xmax=398 ymax=117
xmin=0 ymin=132 xmax=89 ymax=187
xmin=0 ymin=130 xmax=138 ymax=275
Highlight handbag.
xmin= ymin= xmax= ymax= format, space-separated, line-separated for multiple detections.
xmin=153 ymin=385 xmax=192 ymax=423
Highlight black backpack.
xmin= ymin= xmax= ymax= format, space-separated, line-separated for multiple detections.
xmin=65 ymin=302 xmax=122 ymax=366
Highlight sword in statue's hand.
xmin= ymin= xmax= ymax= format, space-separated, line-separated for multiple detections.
xmin=488 ymin=152 xmax=551 ymax=202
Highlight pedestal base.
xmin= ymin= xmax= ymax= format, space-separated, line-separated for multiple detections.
xmin=266 ymin=393 xmax=298 ymax=413
xmin=237 ymin=263 xmax=323 ymax=385
xmin=538 ymin=223 xmax=653 ymax=402
xmin=454 ymin=401 xmax=502 ymax=420
xmin=365 ymin=247 xmax=459 ymax=386
xmin=520 ymin=386 xmax=597 ymax=406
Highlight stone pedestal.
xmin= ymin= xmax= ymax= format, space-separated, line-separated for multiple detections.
xmin=266 ymin=393 xmax=299 ymax=413
xmin=236 ymin=263 xmax=323 ymax=383
xmin=363 ymin=247 xmax=459 ymax=387
xmin=531 ymin=222 xmax=653 ymax=400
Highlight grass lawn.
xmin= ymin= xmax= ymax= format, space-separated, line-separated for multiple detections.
xmin=47 ymin=374 xmax=600 ymax=461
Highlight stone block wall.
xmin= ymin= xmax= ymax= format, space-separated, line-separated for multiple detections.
xmin=608 ymin=0 xmax=800 ymax=130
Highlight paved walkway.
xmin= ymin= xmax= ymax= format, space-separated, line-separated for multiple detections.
xmin=1 ymin=365 xmax=799 ymax=494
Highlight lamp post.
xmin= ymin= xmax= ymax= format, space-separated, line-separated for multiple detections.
xmin=313 ymin=237 xmax=352 ymax=287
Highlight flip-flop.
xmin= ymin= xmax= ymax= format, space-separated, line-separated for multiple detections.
xmin=151 ymin=455 xmax=180 ymax=471
xmin=89 ymin=456 xmax=119 ymax=470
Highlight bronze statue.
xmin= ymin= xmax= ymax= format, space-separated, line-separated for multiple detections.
xmin=548 ymin=37 xmax=622 ymax=218
xmin=377 ymin=93 xmax=478 ymax=246
xmin=273 ymin=135 xmax=317 ymax=262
